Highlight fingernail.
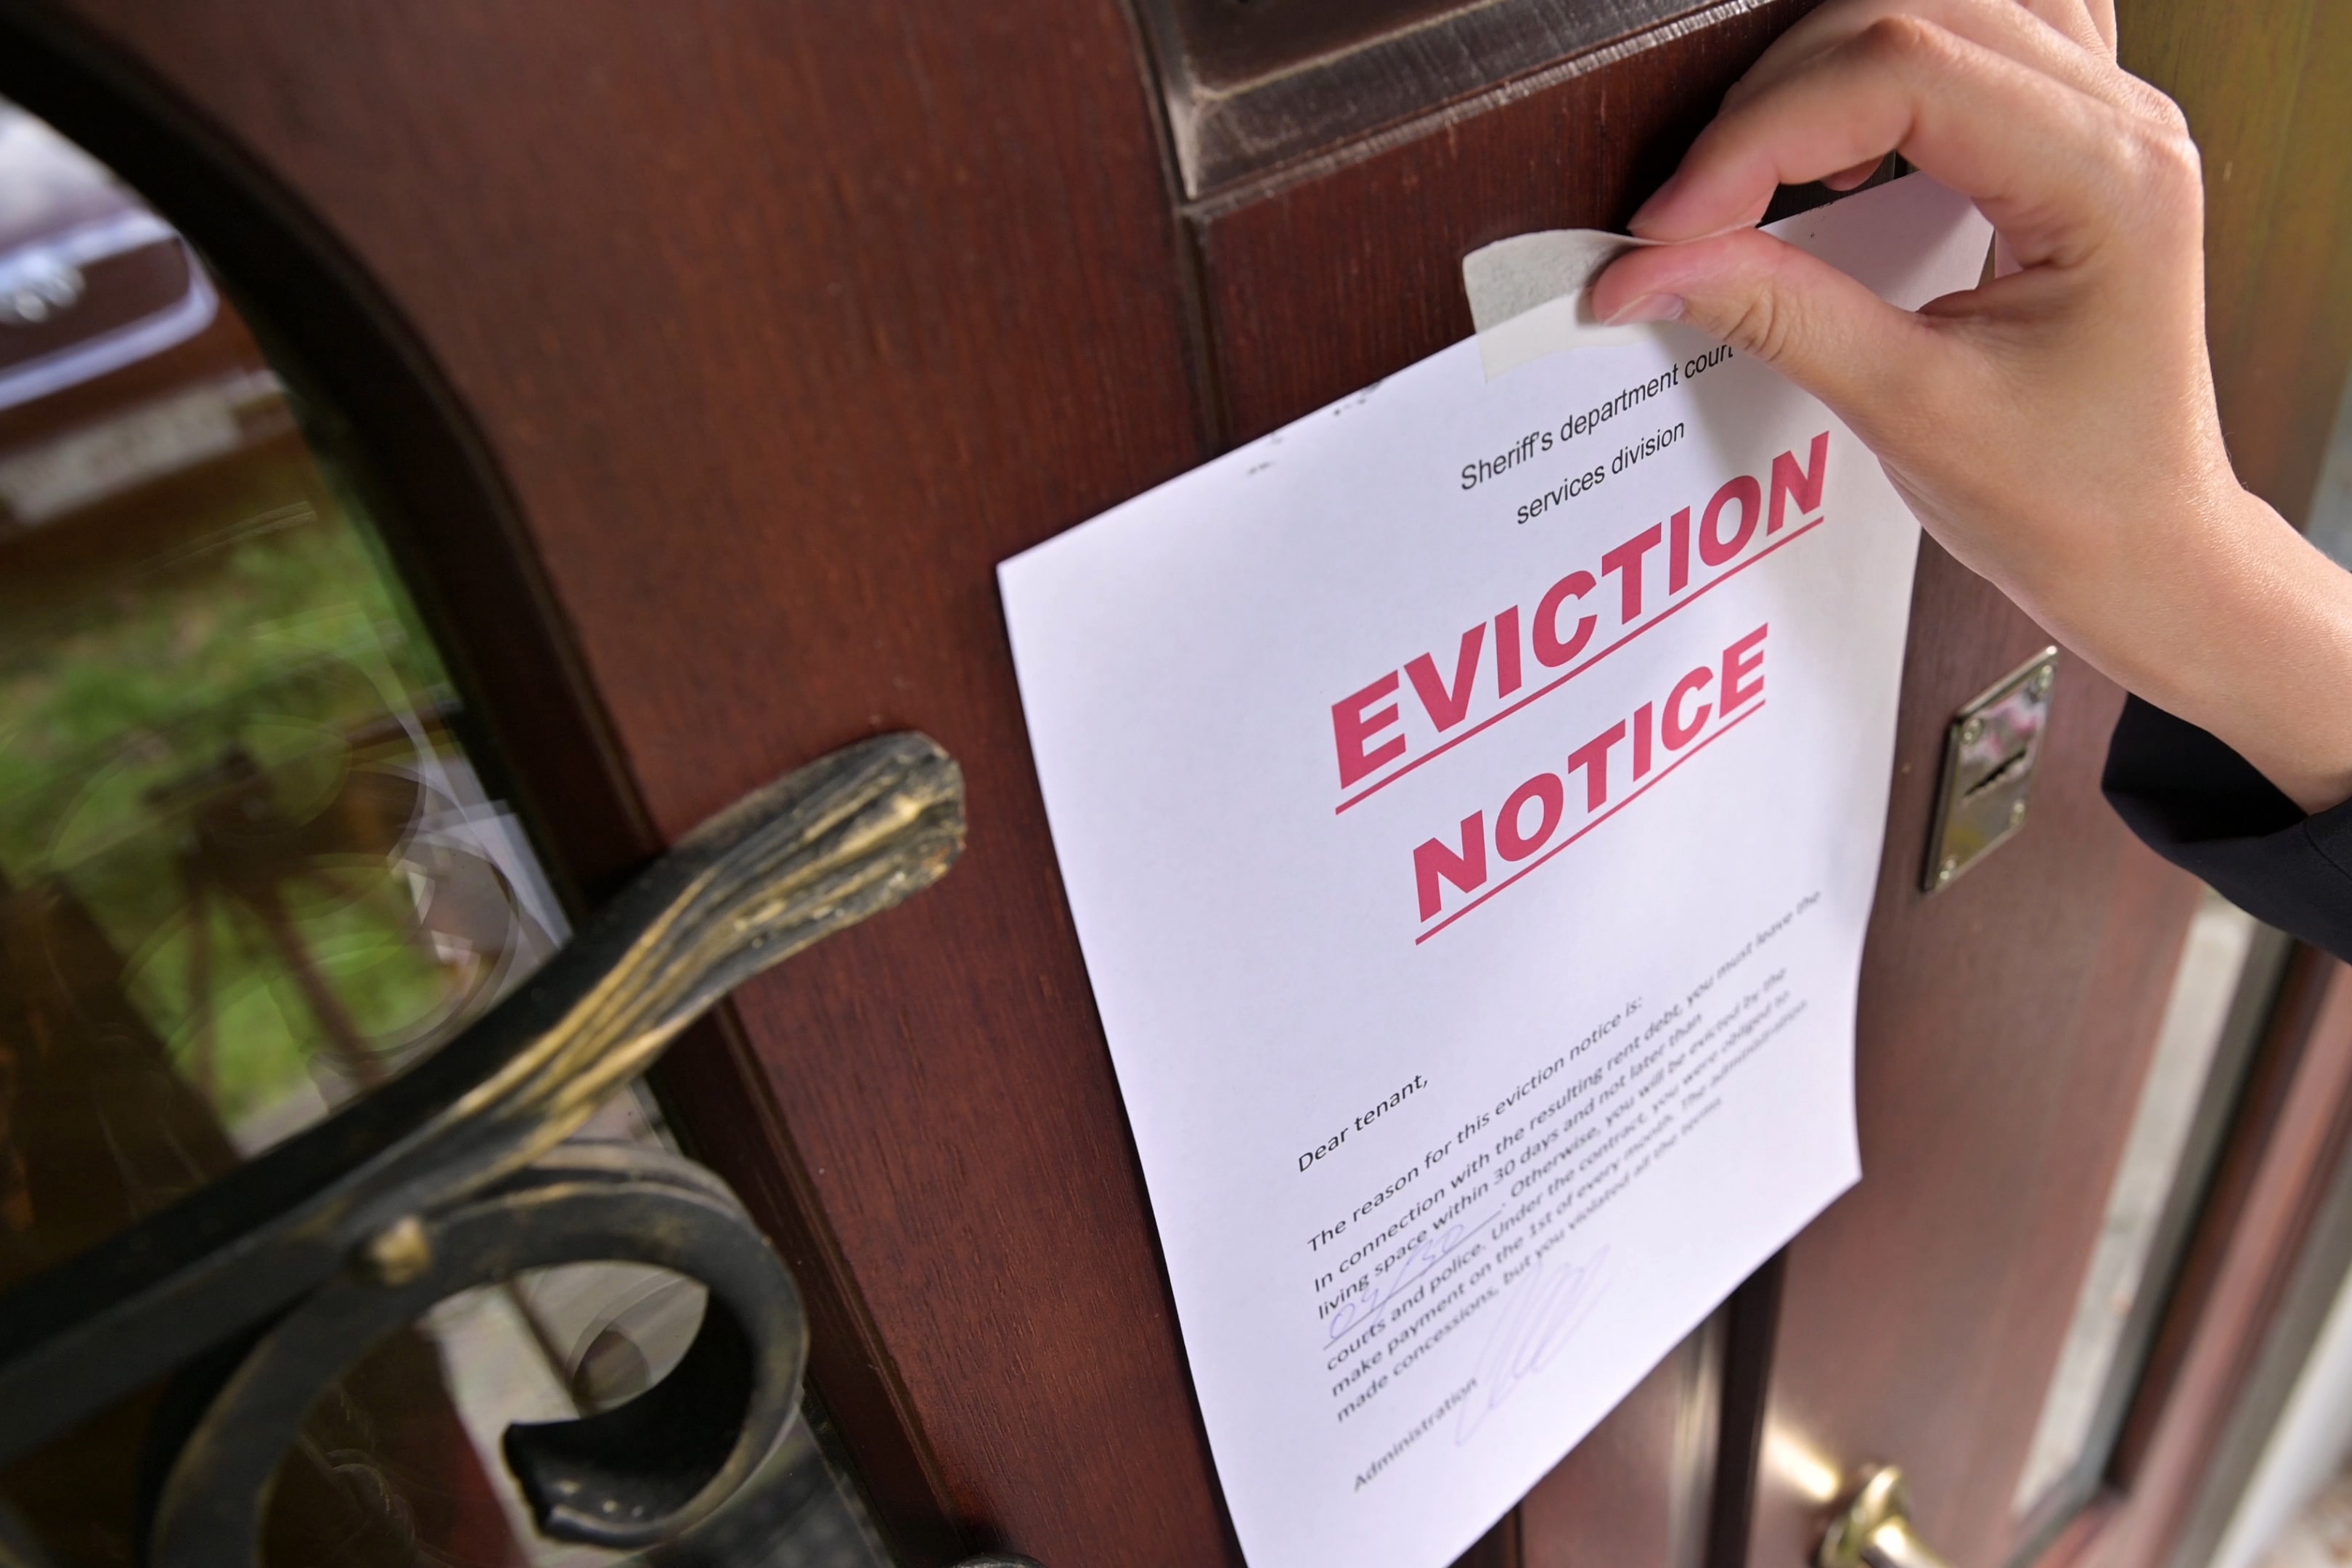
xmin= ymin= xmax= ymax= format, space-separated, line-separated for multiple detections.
xmin=1628 ymin=176 xmax=1683 ymax=234
xmin=1603 ymin=293 xmax=1684 ymax=326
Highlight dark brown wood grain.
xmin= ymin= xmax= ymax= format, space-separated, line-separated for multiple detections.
xmin=15 ymin=1 xmax=1233 ymax=1563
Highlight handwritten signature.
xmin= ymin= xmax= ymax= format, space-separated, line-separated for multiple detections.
xmin=1456 ymin=1247 xmax=1613 ymax=1443
xmin=1324 ymin=1194 xmax=1500 ymax=1344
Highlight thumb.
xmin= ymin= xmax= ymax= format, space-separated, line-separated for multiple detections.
xmin=1589 ymin=229 xmax=1940 ymax=425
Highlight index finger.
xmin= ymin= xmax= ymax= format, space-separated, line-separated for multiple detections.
xmin=1631 ymin=16 xmax=2133 ymax=267
xmin=1725 ymin=0 xmax=2113 ymax=113
xmin=1726 ymin=0 xmax=2123 ymax=115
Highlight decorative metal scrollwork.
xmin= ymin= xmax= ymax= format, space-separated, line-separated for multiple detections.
xmin=0 ymin=732 xmax=971 ymax=1565
xmin=148 ymin=1147 xmax=808 ymax=1564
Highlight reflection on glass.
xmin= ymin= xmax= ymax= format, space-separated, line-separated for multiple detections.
xmin=0 ymin=95 xmax=577 ymax=1567
xmin=2012 ymin=889 xmax=2269 ymax=1519
xmin=0 ymin=110 xmax=563 ymax=1288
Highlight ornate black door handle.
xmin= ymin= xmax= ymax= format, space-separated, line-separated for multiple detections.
xmin=0 ymin=732 xmax=969 ymax=1565
xmin=150 ymin=1146 xmax=808 ymax=1561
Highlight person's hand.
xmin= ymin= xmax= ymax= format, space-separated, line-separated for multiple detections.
xmin=1591 ymin=0 xmax=2352 ymax=814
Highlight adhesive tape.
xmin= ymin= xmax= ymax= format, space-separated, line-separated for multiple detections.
xmin=1459 ymin=229 xmax=1671 ymax=380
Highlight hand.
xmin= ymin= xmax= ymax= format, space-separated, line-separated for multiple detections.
xmin=1591 ymin=0 xmax=2352 ymax=814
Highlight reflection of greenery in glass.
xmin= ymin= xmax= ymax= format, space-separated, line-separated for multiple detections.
xmin=0 ymin=447 xmax=475 ymax=1128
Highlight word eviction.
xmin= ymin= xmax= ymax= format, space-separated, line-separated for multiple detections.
xmin=1331 ymin=433 xmax=1832 ymax=803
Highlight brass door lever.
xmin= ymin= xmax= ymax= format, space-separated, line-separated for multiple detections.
xmin=1818 ymin=1466 xmax=1955 ymax=1568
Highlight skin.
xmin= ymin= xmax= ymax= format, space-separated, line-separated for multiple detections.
xmin=1591 ymin=0 xmax=2352 ymax=814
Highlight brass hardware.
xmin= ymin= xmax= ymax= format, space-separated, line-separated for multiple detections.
xmin=358 ymin=1214 xmax=433 ymax=1286
xmin=1923 ymin=648 xmax=2058 ymax=892
xmin=1818 ymin=1466 xmax=1954 ymax=1568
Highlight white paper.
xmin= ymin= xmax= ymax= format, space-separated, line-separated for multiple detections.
xmin=999 ymin=176 xmax=1991 ymax=1568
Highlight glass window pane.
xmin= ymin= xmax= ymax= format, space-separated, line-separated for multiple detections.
xmin=2012 ymin=889 xmax=2287 ymax=1529
xmin=0 ymin=99 xmax=565 ymax=1293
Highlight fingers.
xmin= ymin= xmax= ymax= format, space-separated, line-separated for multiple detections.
xmin=2078 ymin=0 xmax=2118 ymax=53
xmin=1821 ymin=157 xmax=1887 ymax=191
xmin=1589 ymin=229 xmax=1954 ymax=432
xmin=1630 ymin=18 xmax=2132 ymax=265
xmin=1726 ymin=0 xmax=2128 ymax=115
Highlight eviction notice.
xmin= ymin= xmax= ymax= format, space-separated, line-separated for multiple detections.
xmin=998 ymin=175 xmax=1994 ymax=1568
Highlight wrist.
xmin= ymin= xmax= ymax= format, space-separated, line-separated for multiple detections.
xmin=2114 ymin=489 xmax=2352 ymax=814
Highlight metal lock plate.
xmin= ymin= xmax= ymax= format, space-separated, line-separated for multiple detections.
xmin=1922 ymin=648 xmax=2058 ymax=893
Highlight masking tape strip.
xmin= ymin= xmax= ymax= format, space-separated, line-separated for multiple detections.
xmin=1460 ymin=229 xmax=1670 ymax=380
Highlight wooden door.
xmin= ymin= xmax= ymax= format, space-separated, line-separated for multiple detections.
xmin=6 ymin=1 xmax=2346 ymax=1566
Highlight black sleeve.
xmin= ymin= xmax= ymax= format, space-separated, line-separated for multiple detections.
xmin=2103 ymin=695 xmax=2352 ymax=962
